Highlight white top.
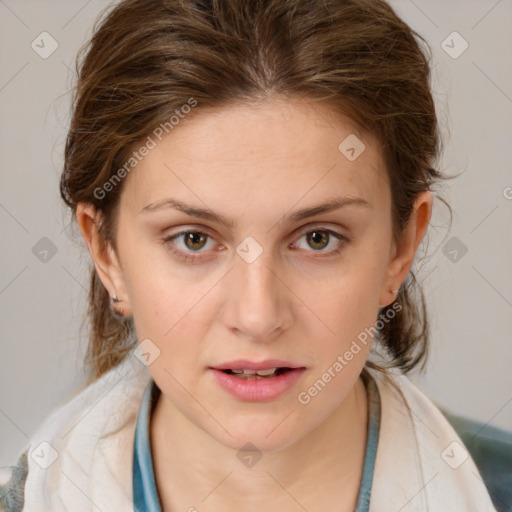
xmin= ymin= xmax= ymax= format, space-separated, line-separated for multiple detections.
xmin=20 ymin=355 xmax=497 ymax=511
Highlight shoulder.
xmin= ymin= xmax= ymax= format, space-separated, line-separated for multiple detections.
xmin=0 ymin=451 xmax=28 ymax=512
xmin=367 ymin=368 xmax=499 ymax=511
xmin=437 ymin=406 xmax=512 ymax=512
xmin=29 ymin=354 xmax=150 ymax=443
xmin=9 ymin=356 xmax=151 ymax=511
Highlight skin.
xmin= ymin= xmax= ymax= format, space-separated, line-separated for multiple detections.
xmin=77 ymin=96 xmax=432 ymax=511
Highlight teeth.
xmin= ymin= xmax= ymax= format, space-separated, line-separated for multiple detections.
xmin=254 ymin=368 xmax=278 ymax=376
xmin=228 ymin=368 xmax=280 ymax=378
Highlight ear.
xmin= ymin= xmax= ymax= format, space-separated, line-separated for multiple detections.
xmin=378 ymin=190 xmax=432 ymax=308
xmin=76 ymin=202 xmax=132 ymax=316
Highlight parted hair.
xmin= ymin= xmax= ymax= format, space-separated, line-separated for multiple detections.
xmin=60 ymin=0 xmax=453 ymax=383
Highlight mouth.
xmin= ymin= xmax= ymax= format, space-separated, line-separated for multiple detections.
xmin=209 ymin=361 xmax=306 ymax=401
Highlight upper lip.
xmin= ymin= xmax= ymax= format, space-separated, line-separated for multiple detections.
xmin=210 ymin=359 xmax=305 ymax=371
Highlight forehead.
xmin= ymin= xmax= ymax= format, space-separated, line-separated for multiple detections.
xmin=121 ymin=97 xmax=389 ymax=216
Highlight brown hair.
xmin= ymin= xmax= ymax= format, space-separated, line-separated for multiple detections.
xmin=60 ymin=0 xmax=453 ymax=384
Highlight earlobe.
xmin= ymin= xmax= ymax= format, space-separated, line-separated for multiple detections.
xmin=75 ymin=202 xmax=131 ymax=316
xmin=378 ymin=288 xmax=400 ymax=309
xmin=378 ymin=190 xmax=432 ymax=308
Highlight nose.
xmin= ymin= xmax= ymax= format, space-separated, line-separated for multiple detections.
xmin=222 ymin=246 xmax=293 ymax=344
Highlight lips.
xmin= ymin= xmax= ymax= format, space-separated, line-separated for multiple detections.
xmin=209 ymin=359 xmax=306 ymax=401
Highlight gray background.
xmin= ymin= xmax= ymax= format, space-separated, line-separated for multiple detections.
xmin=1 ymin=0 xmax=511 ymax=466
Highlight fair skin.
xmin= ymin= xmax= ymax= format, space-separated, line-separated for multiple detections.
xmin=77 ymin=97 xmax=431 ymax=511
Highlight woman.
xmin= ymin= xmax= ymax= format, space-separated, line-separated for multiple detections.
xmin=0 ymin=0 xmax=504 ymax=510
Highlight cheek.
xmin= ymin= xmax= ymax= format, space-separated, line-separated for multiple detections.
xmin=120 ymin=235 xmax=179 ymax=316
xmin=299 ymin=292 xmax=375 ymax=406
xmin=307 ymin=266 xmax=382 ymax=342
xmin=128 ymin=278 xmax=201 ymax=345
xmin=122 ymin=252 xmax=215 ymax=364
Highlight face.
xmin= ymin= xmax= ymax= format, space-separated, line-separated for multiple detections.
xmin=81 ymin=96 xmax=426 ymax=452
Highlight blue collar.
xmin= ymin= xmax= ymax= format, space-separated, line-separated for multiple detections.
xmin=133 ymin=379 xmax=162 ymax=512
xmin=133 ymin=368 xmax=380 ymax=511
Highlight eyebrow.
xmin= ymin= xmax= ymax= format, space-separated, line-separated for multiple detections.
xmin=139 ymin=195 xmax=371 ymax=228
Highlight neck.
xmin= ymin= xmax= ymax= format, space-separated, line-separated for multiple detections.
xmin=151 ymin=376 xmax=368 ymax=511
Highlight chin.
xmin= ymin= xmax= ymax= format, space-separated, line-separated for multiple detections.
xmin=209 ymin=416 xmax=304 ymax=454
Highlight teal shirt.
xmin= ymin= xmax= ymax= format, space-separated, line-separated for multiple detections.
xmin=133 ymin=368 xmax=381 ymax=512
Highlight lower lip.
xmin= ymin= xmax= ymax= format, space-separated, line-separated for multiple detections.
xmin=210 ymin=368 xmax=306 ymax=402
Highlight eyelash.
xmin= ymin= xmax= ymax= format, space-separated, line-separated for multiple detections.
xmin=161 ymin=226 xmax=351 ymax=264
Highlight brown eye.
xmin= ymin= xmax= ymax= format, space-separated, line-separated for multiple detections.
xmin=292 ymin=227 xmax=349 ymax=256
xmin=306 ymin=230 xmax=330 ymax=250
xmin=162 ymin=229 xmax=216 ymax=261
xmin=182 ymin=231 xmax=208 ymax=251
